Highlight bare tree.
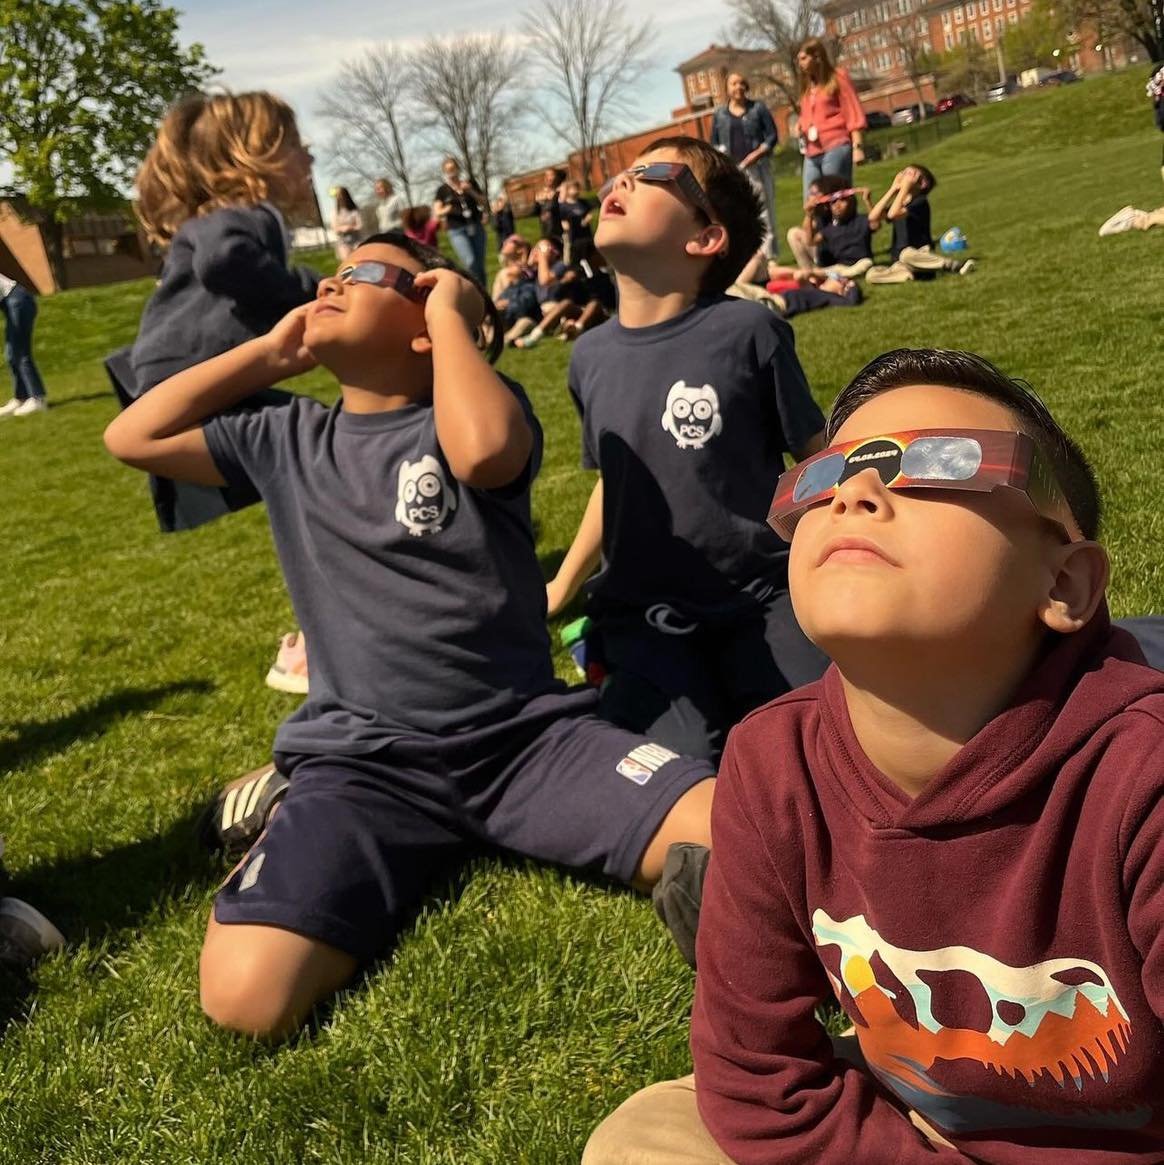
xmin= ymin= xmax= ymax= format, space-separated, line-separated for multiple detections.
xmin=410 ymin=34 xmax=525 ymax=199
xmin=520 ymin=0 xmax=656 ymax=185
xmin=887 ymin=15 xmax=934 ymax=117
xmin=316 ymin=44 xmax=422 ymax=204
xmin=725 ymin=0 xmax=828 ymax=112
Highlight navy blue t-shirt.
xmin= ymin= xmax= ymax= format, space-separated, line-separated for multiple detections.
xmin=559 ymin=197 xmax=593 ymax=243
xmin=203 ymin=388 xmax=557 ymax=753
xmin=820 ymin=214 xmax=873 ymax=267
xmin=891 ymin=193 xmax=933 ymax=260
xmin=568 ymin=296 xmax=826 ymax=619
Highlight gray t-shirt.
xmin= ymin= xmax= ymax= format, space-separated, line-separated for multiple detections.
xmin=568 ymin=296 xmax=825 ymax=618
xmin=204 ymin=388 xmax=557 ymax=754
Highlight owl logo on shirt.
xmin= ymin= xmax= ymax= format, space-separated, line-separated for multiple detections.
xmin=662 ymin=381 xmax=723 ymax=450
xmin=396 ymin=454 xmax=456 ymax=536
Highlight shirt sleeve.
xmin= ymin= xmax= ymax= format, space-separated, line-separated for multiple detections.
xmin=1121 ymin=747 xmax=1164 ymax=1025
xmin=202 ymin=400 xmax=292 ymax=499
xmin=691 ymin=747 xmax=959 ymax=1164
xmin=567 ymin=351 xmax=598 ymax=470
xmin=837 ymin=69 xmax=868 ymax=134
xmin=757 ymin=316 xmax=826 ymax=456
xmin=192 ymin=209 xmax=317 ymax=319
xmin=757 ymin=101 xmax=779 ymax=149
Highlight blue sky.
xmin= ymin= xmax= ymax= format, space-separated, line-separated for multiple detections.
xmin=176 ymin=0 xmax=735 ymax=198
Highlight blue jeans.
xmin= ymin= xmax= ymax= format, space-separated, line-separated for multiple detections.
xmin=802 ymin=144 xmax=854 ymax=199
xmin=447 ymin=221 xmax=487 ymax=285
xmin=745 ymin=159 xmax=778 ymax=257
xmin=3 ymin=285 xmax=46 ymax=401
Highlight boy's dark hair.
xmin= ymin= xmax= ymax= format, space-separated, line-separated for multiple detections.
xmin=642 ymin=135 xmax=764 ymax=294
xmin=359 ymin=230 xmax=503 ymax=364
xmin=827 ymin=349 xmax=1102 ymax=539
xmin=913 ymin=164 xmax=937 ymax=192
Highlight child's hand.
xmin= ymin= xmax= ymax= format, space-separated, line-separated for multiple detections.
xmin=415 ymin=268 xmax=485 ymax=332
xmin=264 ymin=303 xmax=318 ymax=376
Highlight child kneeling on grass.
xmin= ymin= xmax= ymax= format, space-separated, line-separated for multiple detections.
xmin=584 ymin=348 xmax=1164 ymax=1164
xmin=546 ymin=136 xmax=829 ymax=767
xmin=866 ymin=165 xmax=975 ymax=284
xmin=104 ymin=232 xmax=715 ymax=1041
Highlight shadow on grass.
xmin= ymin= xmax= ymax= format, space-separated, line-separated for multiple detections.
xmin=48 ymin=391 xmax=116 ymax=409
xmin=0 ymin=680 xmax=214 ymax=773
xmin=1 ymin=805 xmax=219 ymax=1034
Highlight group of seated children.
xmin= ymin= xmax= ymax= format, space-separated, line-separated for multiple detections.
xmin=493 ymin=233 xmax=616 ymax=349
xmin=97 ymin=96 xmax=1164 ymax=1163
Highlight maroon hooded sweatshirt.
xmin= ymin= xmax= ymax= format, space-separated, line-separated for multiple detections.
xmin=692 ymin=613 xmax=1164 ymax=1163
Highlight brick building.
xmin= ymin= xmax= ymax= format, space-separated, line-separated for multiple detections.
xmin=673 ymin=44 xmax=786 ymax=116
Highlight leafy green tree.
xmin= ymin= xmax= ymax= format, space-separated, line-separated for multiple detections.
xmin=1001 ymin=0 xmax=1069 ymax=71
xmin=0 ymin=0 xmax=215 ymax=288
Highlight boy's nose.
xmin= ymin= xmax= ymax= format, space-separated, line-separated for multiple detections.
xmin=829 ymin=468 xmax=894 ymax=520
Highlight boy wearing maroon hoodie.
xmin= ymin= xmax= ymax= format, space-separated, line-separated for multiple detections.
xmin=584 ymin=348 xmax=1164 ymax=1164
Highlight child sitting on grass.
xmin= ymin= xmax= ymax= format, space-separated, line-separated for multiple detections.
xmin=103 ymin=232 xmax=715 ymax=1041
xmin=867 ymin=165 xmax=975 ymax=283
xmin=585 ymin=348 xmax=1164 ymax=1164
xmin=546 ymin=136 xmax=829 ymax=765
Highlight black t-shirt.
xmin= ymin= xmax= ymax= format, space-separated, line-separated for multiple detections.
xmin=891 ymin=194 xmax=933 ymax=260
xmin=819 ymin=214 xmax=874 ymax=266
xmin=568 ymin=296 xmax=826 ymax=619
xmin=203 ymin=389 xmax=556 ymax=752
xmin=534 ymin=192 xmax=561 ymax=238
xmin=435 ymin=181 xmax=483 ymax=229
xmin=728 ymin=114 xmax=749 ymax=163
xmin=559 ymin=197 xmax=593 ymax=243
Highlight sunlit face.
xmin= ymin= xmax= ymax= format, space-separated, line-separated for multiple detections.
xmin=374 ymin=179 xmax=391 ymax=199
xmin=442 ymin=160 xmax=460 ymax=183
xmin=594 ymin=148 xmax=709 ymax=260
xmin=727 ymin=73 xmax=748 ymax=101
xmin=789 ymin=385 xmax=1064 ymax=661
xmin=304 ymin=242 xmax=427 ymax=365
xmin=832 ymin=195 xmax=854 ymax=219
xmin=797 ymin=49 xmax=814 ymax=73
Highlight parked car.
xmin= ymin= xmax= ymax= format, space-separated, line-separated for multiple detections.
xmin=890 ymin=102 xmax=936 ymax=125
xmin=865 ymin=110 xmax=893 ymax=129
xmin=986 ymin=78 xmax=1019 ymax=102
xmin=1039 ymin=69 xmax=1080 ymax=86
xmin=935 ymin=93 xmax=976 ymax=114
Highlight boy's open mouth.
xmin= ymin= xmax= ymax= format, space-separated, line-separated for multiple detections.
xmin=601 ymin=196 xmax=626 ymax=218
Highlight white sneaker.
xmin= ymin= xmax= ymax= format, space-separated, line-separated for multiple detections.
xmin=0 ymin=898 xmax=65 ymax=967
xmin=0 ymin=399 xmax=21 ymax=417
xmin=12 ymin=397 xmax=47 ymax=416
xmin=1098 ymin=206 xmax=1145 ymax=236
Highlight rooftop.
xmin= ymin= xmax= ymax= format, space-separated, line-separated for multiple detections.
xmin=674 ymin=43 xmax=776 ymax=73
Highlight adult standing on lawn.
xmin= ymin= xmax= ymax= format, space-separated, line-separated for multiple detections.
xmin=796 ymin=38 xmax=867 ymax=200
xmin=711 ymin=73 xmax=780 ymax=256
xmin=0 ymin=272 xmax=48 ymax=416
xmin=433 ymin=156 xmax=488 ymax=285
xmin=373 ymin=177 xmax=407 ymax=233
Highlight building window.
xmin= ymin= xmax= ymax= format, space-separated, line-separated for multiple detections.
xmin=983 ymin=20 xmax=993 ymax=37
xmin=942 ymin=9 xmax=952 ymax=24
xmin=944 ymin=30 xmax=954 ymax=46
xmin=966 ymin=2 xmax=975 ymax=17
xmin=996 ymin=16 xmax=1005 ymax=30
xmin=697 ymin=70 xmax=707 ymax=90
xmin=1008 ymin=8 xmax=1018 ymax=20
xmin=954 ymin=7 xmax=964 ymax=23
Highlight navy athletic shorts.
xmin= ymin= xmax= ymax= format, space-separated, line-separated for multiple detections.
xmin=214 ymin=688 xmax=713 ymax=960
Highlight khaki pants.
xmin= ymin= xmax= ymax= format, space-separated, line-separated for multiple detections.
xmin=582 ymin=1076 xmax=734 ymax=1165
xmin=866 ymin=245 xmax=962 ymax=284
xmin=825 ymin=256 xmax=874 ymax=279
xmin=580 ymin=1038 xmax=951 ymax=1163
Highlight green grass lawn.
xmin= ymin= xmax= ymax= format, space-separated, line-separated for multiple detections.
xmin=1 ymin=68 xmax=1162 ymax=1164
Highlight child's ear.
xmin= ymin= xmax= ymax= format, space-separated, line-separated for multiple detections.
xmin=411 ymin=330 xmax=433 ymax=356
xmin=1038 ymin=540 xmax=1109 ymax=634
xmin=684 ymin=223 xmax=729 ymax=261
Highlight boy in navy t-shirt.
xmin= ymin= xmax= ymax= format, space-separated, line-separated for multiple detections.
xmin=546 ymin=136 xmax=829 ymax=763
xmin=867 ymin=165 xmax=975 ymax=283
xmin=104 ymin=232 xmax=715 ymax=1040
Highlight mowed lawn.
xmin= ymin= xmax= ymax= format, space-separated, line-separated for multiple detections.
xmin=1 ymin=69 xmax=1162 ymax=1164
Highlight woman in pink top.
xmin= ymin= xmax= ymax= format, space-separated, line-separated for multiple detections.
xmin=796 ymin=37 xmax=867 ymax=199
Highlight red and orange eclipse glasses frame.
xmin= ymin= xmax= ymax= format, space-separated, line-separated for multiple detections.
xmin=767 ymin=428 xmax=1084 ymax=543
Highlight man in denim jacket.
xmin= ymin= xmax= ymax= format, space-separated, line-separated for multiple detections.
xmin=711 ymin=74 xmax=780 ymax=256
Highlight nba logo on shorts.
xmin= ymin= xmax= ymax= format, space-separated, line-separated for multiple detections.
xmin=616 ymin=743 xmax=679 ymax=785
